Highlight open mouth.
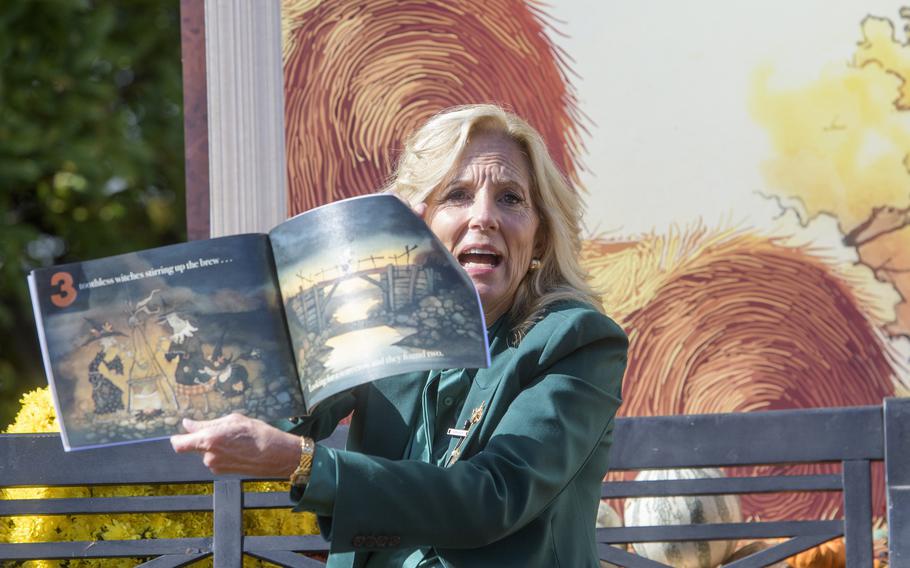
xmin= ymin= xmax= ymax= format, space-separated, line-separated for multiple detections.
xmin=458 ymin=248 xmax=501 ymax=269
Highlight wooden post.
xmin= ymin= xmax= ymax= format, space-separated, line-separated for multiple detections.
xmin=885 ymin=397 xmax=910 ymax=566
xmin=312 ymin=287 xmax=323 ymax=332
xmin=407 ymin=266 xmax=419 ymax=305
xmin=387 ymin=264 xmax=396 ymax=311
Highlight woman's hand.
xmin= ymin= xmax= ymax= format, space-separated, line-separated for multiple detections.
xmin=170 ymin=413 xmax=301 ymax=477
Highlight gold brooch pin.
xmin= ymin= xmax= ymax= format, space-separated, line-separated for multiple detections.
xmin=470 ymin=401 xmax=486 ymax=425
xmin=446 ymin=400 xmax=486 ymax=466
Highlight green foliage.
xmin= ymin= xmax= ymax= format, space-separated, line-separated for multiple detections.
xmin=0 ymin=0 xmax=186 ymax=428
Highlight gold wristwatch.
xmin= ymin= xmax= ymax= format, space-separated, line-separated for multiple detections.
xmin=290 ymin=436 xmax=315 ymax=486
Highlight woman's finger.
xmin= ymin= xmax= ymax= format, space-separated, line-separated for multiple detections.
xmin=170 ymin=431 xmax=206 ymax=453
xmin=181 ymin=417 xmax=205 ymax=432
xmin=170 ymin=415 xmax=235 ymax=452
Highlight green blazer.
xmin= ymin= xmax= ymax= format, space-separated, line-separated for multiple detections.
xmin=292 ymin=301 xmax=627 ymax=567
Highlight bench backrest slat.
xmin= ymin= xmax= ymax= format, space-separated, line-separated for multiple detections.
xmin=600 ymin=473 xmax=844 ymax=498
xmin=0 ymin=494 xmax=213 ymax=515
xmin=0 ymin=538 xmax=212 ymax=560
xmin=598 ymin=519 xmax=842 ymax=542
xmin=136 ymin=552 xmax=209 ymax=568
xmin=244 ymin=534 xmax=332 ymax=552
xmin=609 ymin=405 xmax=884 ymax=469
xmin=0 ymin=434 xmax=217 ymax=486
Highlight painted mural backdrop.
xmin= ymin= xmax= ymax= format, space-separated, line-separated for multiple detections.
xmin=281 ymin=0 xmax=910 ymax=522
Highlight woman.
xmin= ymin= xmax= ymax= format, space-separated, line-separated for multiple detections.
xmin=171 ymin=104 xmax=627 ymax=567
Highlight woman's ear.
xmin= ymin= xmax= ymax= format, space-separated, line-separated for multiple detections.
xmin=532 ymin=232 xmax=546 ymax=260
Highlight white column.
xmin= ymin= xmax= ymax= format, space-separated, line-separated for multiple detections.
xmin=204 ymin=0 xmax=287 ymax=237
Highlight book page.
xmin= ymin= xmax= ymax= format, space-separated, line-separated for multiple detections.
xmin=269 ymin=194 xmax=489 ymax=411
xmin=29 ymin=235 xmax=304 ymax=451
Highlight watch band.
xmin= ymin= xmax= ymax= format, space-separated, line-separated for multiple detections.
xmin=290 ymin=436 xmax=315 ymax=486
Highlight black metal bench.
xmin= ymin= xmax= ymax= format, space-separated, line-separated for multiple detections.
xmin=1 ymin=398 xmax=907 ymax=567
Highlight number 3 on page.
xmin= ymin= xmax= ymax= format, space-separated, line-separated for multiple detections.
xmin=49 ymin=272 xmax=77 ymax=308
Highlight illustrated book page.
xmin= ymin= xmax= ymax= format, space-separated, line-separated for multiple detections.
xmin=269 ymin=194 xmax=490 ymax=411
xmin=28 ymin=235 xmax=304 ymax=451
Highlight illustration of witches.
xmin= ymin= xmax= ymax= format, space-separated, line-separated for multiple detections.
xmin=160 ymin=310 xmax=216 ymax=412
xmin=83 ymin=318 xmax=127 ymax=415
xmin=123 ymin=288 xmax=180 ymax=413
xmin=202 ymin=329 xmax=254 ymax=402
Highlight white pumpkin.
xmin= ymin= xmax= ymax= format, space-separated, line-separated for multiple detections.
xmin=597 ymin=500 xmax=623 ymax=529
xmin=597 ymin=501 xmax=624 ymax=568
xmin=624 ymin=468 xmax=742 ymax=568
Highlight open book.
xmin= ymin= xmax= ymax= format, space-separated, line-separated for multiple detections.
xmin=28 ymin=194 xmax=489 ymax=451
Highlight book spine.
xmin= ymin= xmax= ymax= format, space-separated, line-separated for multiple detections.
xmin=265 ymin=237 xmax=307 ymax=410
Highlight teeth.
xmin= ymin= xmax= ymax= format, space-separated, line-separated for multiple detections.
xmin=465 ymin=248 xmax=496 ymax=255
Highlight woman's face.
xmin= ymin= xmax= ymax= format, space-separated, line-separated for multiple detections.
xmin=425 ymin=130 xmax=540 ymax=324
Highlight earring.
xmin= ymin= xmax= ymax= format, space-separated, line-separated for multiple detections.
xmin=529 ymin=258 xmax=542 ymax=271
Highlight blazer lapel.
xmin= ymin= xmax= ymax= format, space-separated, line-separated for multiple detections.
xmin=445 ymin=322 xmax=513 ymax=465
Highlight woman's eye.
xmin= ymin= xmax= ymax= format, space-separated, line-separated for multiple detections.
xmin=443 ymin=189 xmax=470 ymax=202
xmin=501 ymin=191 xmax=524 ymax=205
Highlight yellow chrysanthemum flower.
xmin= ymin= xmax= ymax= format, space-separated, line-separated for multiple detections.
xmin=2 ymin=388 xmax=321 ymax=566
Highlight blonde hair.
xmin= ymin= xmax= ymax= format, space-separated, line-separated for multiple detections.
xmin=386 ymin=104 xmax=603 ymax=341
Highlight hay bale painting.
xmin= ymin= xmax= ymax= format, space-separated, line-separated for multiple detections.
xmin=279 ymin=0 xmax=909 ymax=523
xmin=588 ymin=230 xmax=894 ymax=521
xmin=283 ymin=0 xmax=585 ymax=212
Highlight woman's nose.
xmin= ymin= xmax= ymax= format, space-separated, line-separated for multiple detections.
xmin=468 ymin=194 xmax=499 ymax=231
